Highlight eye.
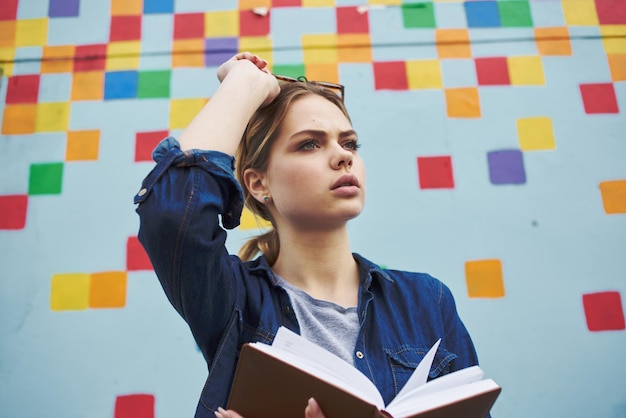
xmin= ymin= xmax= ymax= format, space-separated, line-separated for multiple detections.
xmin=343 ymin=139 xmax=361 ymax=151
xmin=297 ymin=139 xmax=320 ymax=151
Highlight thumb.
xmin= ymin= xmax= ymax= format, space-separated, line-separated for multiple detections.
xmin=304 ymin=398 xmax=324 ymax=418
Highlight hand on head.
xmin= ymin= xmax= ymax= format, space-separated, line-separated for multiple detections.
xmin=214 ymin=397 xmax=325 ymax=418
xmin=217 ymin=52 xmax=280 ymax=107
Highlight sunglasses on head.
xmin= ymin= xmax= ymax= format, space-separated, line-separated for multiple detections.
xmin=272 ymin=74 xmax=345 ymax=102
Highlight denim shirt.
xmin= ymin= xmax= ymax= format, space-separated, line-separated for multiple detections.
xmin=134 ymin=138 xmax=481 ymax=417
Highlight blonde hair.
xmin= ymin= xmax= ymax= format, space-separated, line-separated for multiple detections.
xmin=236 ymin=81 xmax=351 ymax=264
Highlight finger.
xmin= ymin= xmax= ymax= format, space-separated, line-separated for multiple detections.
xmin=304 ymin=398 xmax=324 ymax=418
xmin=215 ymin=407 xmax=244 ymax=418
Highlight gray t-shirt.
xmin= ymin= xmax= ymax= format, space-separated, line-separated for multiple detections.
xmin=275 ymin=275 xmax=360 ymax=365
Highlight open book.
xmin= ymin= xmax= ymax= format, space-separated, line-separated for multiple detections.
xmin=227 ymin=327 xmax=501 ymax=418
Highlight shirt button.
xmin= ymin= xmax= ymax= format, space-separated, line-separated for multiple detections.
xmin=356 ymin=351 xmax=364 ymax=359
xmin=283 ymin=305 xmax=291 ymax=314
xmin=138 ymin=188 xmax=147 ymax=196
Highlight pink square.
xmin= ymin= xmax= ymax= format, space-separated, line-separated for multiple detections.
xmin=273 ymin=0 xmax=301 ymax=6
xmin=74 ymin=44 xmax=107 ymax=72
xmin=595 ymin=0 xmax=626 ymax=24
xmin=475 ymin=57 xmax=510 ymax=86
xmin=417 ymin=156 xmax=455 ymax=189
xmin=126 ymin=236 xmax=153 ymax=271
xmin=373 ymin=61 xmax=408 ymax=90
xmin=582 ymin=291 xmax=625 ymax=331
xmin=0 ymin=195 xmax=28 ymax=230
xmin=110 ymin=15 xmax=142 ymax=41
xmin=579 ymin=83 xmax=619 ymax=114
xmin=135 ymin=130 xmax=167 ymax=162
xmin=114 ymin=394 xmax=155 ymax=418
xmin=174 ymin=13 xmax=204 ymax=39
xmin=239 ymin=10 xmax=270 ymax=36
xmin=337 ymin=6 xmax=369 ymax=34
xmin=6 ymin=75 xmax=40 ymax=104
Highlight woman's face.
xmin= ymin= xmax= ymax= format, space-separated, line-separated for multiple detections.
xmin=264 ymin=94 xmax=366 ymax=230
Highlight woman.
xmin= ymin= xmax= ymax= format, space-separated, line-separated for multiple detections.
xmin=135 ymin=52 xmax=482 ymax=418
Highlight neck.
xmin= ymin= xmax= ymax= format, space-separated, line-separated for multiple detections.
xmin=271 ymin=225 xmax=359 ymax=307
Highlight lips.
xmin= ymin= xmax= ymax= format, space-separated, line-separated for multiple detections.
xmin=331 ymin=174 xmax=359 ymax=190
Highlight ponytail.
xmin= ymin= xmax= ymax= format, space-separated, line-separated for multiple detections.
xmin=237 ymin=229 xmax=280 ymax=265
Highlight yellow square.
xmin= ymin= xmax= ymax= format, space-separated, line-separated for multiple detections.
xmin=0 ymin=48 xmax=15 ymax=76
xmin=239 ymin=0 xmax=271 ymax=9
xmin=15 ymin=19 xmax=48 ymax=47
xmin=445 ymin=87 xmax=481 ymax=118
xmin=607 ymin=54 xmax=626 ymax=81
xmin=239 ymin=36 xmax=273 ymax=58
xmin=239 ymin=207 xmax=272 ymax=230
xmin=534 ymin=27 xmax=572 ymax=56
xmin=89 ymin=271 xmax=127 ymax=308
xmin=599 ymin=180 xmax=626 ymax=214
xmin=517 ymin=117 xmax=555 ymax=151
xmin=406 ymin=60 xmax=442 ymax=90
xmin=205 ymin=10 xmax=239 ymax=37
xmin=111 ymin=0 xmax=142 ymax=15
xmin=508 ymin=56 xmax=545 ymax=86
xmin=465 ymin=259 xmax=505 ymax=298
xmin=170 ymin=98 xmax=208 ymax=129
xmin=106 ymin=41 xmax=141 ymax=70
xmin=0 ymin=21 xmax=16 ymax=48
xmin=302 ymin=34 xmax=338 ymax=65
xmin=601 ymin=26 xmax=626 ymax=54
xmin=66 ymin=130 xmax=100 ymax=161
xmin=42 ymin=45 xmax=75 ymax=73
xmin=302 ymin=0 xmax=336 ymax=6
xmin=36 ymin=102 xmax=70 ymax=133
xmin=50 ymin=273 xmax=90 ymax=311
xmin=338 ymin=34 xmax=371 ymax=63
xmin=368 ymin=0 xmax=402 ymax=4
xmin=436 ymin=29 xmax=471 ymax=59
xmin=561 ymin=0 xmax=598 ymax=26
xmin=305 ymin=63 xmax=339 ymax=84
xmin=71 ymin=71 xmax=104 ymax=101
xmin=2 ymin=104 xmax=37 ymax=135
xmin=172 ymin=39 xmax=205 ymax=68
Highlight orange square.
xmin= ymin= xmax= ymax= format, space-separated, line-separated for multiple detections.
xmin=607 ymin=54 xmax=626 ymax=82
xmin=599 ymin=180 xmax=626 ymax=214
xmin=41 ymin=45 xmax=75 ymax=73
xmin=89 ymin=271 xmax=127 ymax=308
xmin=535 ymin=27 xmax=572 ymax=56
xmin=172 ymin=39 xmax=205 ymax=68
xmin=436 ymin=29 xmax=471 ymax=59
xmin=66 ymin=130 xmax=100 ymax=161
xmin=0 ymin=21 xmax=16 ymax=48
xmin=110 ymin=0 xmax=142 ymax=15
xmin=2 ymin=104 xmax=37 ymax=135
xmin=239 ymin=0 xmax=271 ymax=8
xmin=465 ymin=259 xmax=505 ymax=298
xmin=71 ymin=71 xmax=104 ymax=101
xmin=338 ymin=34 xmax=372 ymax=63
xmin=305 ymin=63 xmax=340 ymax=84
xmin=444 ymin=87 xmax=481 ymax=118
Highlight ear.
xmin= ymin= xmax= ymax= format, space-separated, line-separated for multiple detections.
xmin=243 ymin=168 xmax=269 ymax=204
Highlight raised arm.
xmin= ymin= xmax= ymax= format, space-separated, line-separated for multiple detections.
xmin=179 ymin=52 xmax=280 ymax=154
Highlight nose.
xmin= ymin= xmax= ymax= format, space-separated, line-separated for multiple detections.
xmin=331 ymin=144 xmax=353 ymax=170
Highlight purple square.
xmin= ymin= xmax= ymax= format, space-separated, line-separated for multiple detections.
xmin=205 ymin=38 xmax=238 ymax=66
xmin=487 ymin=149 xmax=526 ymax=185
xmin=49 ymin=0 xmax=80 ymax=17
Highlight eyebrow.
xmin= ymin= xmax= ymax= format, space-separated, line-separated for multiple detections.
xmin=290 ymin=129 xmax=358 ymax=140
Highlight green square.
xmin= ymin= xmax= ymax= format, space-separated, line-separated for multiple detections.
xmin=137 ymin=70 xmax=171 ymax=98
xmin=402 ymin=3 xmax=436 ymax=29
xmin=29 ymin=163 xmax=64 ymax=195
xmin=498 ymin=1 xmax=533 ymax=27
xmin=272 ymin=64 xmax=306 ymax=79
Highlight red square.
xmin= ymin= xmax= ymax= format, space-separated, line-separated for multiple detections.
xmin=579 ymin=83 xmax=619 ymax=114
xmin=0 ymin=0 xmax=18 ymax=20
xmin=0 ymin=195 xmax=28 ymax=230
xmin=239 ymin=10 xmax=270 ymax=37
xmin=126 ymin=236 xmax=153 ymax=271
xmin=114 ymin=394 xmax=155 ymax=418
xmin=6 ymin=75 xmax=40 ymax=104
xmin=135 ymin=130 xmax=168 ymax=162
xmin=417 ymin=156 xmax=455 ymax=189
xmin=582 ymin=291 xmax=625 ymax=331
xmin=272 ymin=0 xmax=301 ymax=6
xmin=174 ymin=13 xmax=204 ymax=39
xmin=595 ymin=0 xmax=626 ymax=24
xmin=337 ymin=6 xmax=369 ymax=34
xmin=74 ymin=44 xmax=107 ymax=72
xmin=110 ymin=15 xmax=142 ymax=42
xmin=373 ymin=61 xmax=408 ymax=90
xmin=475 ymin=57 xmax=510 ymax=85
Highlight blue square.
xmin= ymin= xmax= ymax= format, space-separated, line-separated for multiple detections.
xmin=464 ymin=2 xmax=500 ymax=28
xmin=104 ymin=71 xmax=138 ymax=100
xmin=487 ymin=149 xmax=526 ymax=185
xmin=434 ymin=2 xmax=468 ymax=29
xmin=441 ymin=59 xmax=477 ymax=88
xmin=39 ymin=73 xmax=72 ymax=102
xmin=144 ymin=0 xmax=174 ymax=14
